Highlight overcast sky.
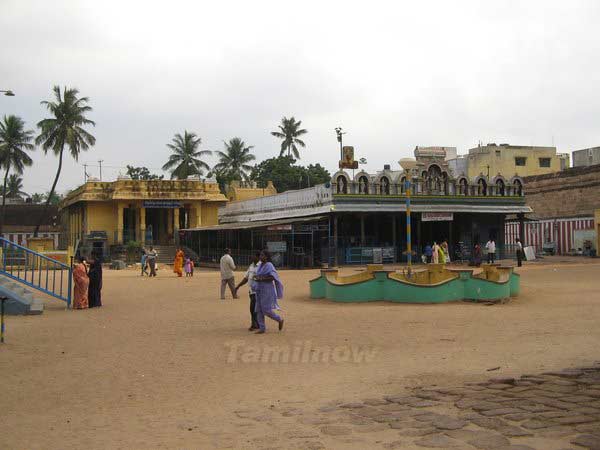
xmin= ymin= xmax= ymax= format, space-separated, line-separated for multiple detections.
xmin=1 ymin=0 xmax=599 ymax=195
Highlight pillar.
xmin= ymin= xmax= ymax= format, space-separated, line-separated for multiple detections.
xmin=360 ymin=214 xmax=365 ymax=246
xmin=518 ymin=213 xmax=525 ymax=246
xmin=392 ymin=215 xmax=397 ymax=262
xmin=333 ymin=214 xmax=338 ymax=267
xmin=173 ymin=208 xmax=180 ymax=244
xmin=191 ymin=202 xmax=202 ymax=228
xmin=140 ymin=207 xmax=146 ymax=244
xmin=116 ymin=202 xmax=124 ymax=244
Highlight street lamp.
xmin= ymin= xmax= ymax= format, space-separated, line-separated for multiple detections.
xmin=0 ymin=90 xmax=15 ymax=97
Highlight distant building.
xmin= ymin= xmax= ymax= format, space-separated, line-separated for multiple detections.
xmin=226 ymin=180 xmax=277 ymax=202
xmin=0 ymin=204 xmax=60 ymax=247
xmin=572 ymin=146 xmax=600 ymax=168
xmin=463 ymin=143 xmax=569 ymax=179
xmin=414 ymin=146 xmax=457 ymax=161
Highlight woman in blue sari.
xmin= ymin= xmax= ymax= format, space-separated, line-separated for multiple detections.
xmin=253 ymin=250 xmax=284 ymax=334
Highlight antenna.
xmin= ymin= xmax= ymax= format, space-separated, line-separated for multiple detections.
xmin=98 ymin=160 xmax=104 ymax=180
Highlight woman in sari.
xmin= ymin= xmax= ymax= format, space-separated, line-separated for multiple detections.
xmin=253 ymin=250 xmax=284 ymax=334
xmin=88 ymin=254 xmax=103 ymax=308
xmin=173 ymin=248 xmax=184 ymax=277
xmin=72 ymin=257 xmax=89 ymax=309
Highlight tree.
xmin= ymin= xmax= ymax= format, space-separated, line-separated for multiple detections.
xmin=250 ymin=156 xmax=331 ymax=193
xmin=6 ymin=174 xmax=27 ymax=198
xmin=126 ymin=165 xmax=164 ymax=180
xmin=35 ymin=86 xmax=95 ymax=236
xmin=30 ymin=192 xmax=44 ymax=204
xmin=271 ymin=116 xmax=307 ymax=159
xmin=213 ymin=137 xmax=256 ymax=183
xmin=44 ymin=191 xmax=62 ymax=205
xmin=162 ymin=131 xmax=211 ymax=179
xmin=0 ymin=115 xmax=35 ymax=234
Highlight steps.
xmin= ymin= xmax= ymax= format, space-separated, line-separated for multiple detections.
xmin=152 ymin=245 xmax=177 ymax=264
xmin=0 ymin=275 xmax=44 ymax=315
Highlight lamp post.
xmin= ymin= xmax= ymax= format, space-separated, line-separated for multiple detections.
xmin=0 ymin=90 xmax=15 ymax=97
xmin=334 ymin=127 xmax=346 ymax=161
xmin=399 ymin=158 xmax=418 ymax=277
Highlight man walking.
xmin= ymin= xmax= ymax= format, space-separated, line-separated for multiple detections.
xmin=234 ymin=252 xmax=261 ymax=330
xmin=485 ymin=238 xmax=496 ymax=264
xmin=220 ymin=248 xmax=238 ymax=300
xmin=146 ymin=246 xmax=158 ymax=277
xmin=516 ymin=238 xmax=523 ymax=267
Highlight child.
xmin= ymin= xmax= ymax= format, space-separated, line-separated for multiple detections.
xmin=184 ymin=257 xmax=192 ymax=277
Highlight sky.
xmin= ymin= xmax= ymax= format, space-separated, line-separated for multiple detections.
xmin=1 ymin=0 xmax=600 ymax=195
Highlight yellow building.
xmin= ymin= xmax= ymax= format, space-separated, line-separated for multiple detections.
xmin=226 ymin=180 xmax=277 ymax=202
xmin=61 ymin=176 xmax=228 ymax=247
xmin=465 ymin=143 xmax=570 ymax=179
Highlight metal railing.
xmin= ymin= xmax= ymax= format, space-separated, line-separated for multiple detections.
xmin=0 ymin=237 xmax=72 ymax=307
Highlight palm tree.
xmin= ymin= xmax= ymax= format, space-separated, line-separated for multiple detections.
xmin=213 ymin=138 xmax=255 ymax=182
xmin=0 ymin=115 xmax=35 ymax=234
xmin=162 ymin=131 xmax=212 ymax=179
xmin=6 ymin=174 xmax=27 ymax=198
xmin=35 ymin=86 xmax=95 ymax=236
xmin=271 ymin=116 xmax=307 ymax=159
xmin=30 ymin=192 xmax=44 ymax=204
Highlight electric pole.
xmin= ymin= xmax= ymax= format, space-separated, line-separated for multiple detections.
xmin=98 ymin=160 xmax=104 ymax=181
xmin=83 ymin=164 xmax=88 ymax=182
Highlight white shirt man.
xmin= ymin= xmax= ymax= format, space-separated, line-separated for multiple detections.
xmin=219 ymin=249 xmax=238 ymax=299
xmin=485 ymin=240 xmax=496 ymax=264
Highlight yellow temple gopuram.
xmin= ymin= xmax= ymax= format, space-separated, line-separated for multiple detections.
xmin=61 ymin=176 xmax=241 ymax=248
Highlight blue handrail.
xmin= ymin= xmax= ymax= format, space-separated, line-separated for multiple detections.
xmin=0 ymin=238 xmax=72 ymax=307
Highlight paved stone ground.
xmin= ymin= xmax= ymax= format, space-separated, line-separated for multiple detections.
xmin=266 ymin=364 xmax=600 ymax=449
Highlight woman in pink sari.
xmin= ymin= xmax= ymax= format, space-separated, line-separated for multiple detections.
xmin=72 ymin=257 xmax=89 ymax=309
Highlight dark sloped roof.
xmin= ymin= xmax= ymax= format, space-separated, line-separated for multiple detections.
xmin=4 ymin=205 xmax=59 ymax=226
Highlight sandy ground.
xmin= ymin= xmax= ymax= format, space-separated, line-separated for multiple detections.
xmin=1 ymin=257 xmax=599 ymax=449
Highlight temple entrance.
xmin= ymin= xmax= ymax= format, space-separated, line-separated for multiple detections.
xmin=420 ymin=219 xmax=451 ymax=248
xmin=145 ymin=208 xmax=171 ymax=244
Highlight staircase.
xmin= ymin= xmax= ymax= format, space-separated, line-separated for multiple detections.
xmin=0 ymin=276 xmax=44 ymax=315
xmin=153 ymin=245 xmax=177 ymax=264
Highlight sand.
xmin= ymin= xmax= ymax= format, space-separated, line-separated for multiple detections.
xmin=1 ymin=258 xmax=599 ymax=449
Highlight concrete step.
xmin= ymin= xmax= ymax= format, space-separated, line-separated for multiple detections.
xmin=0 ymin=274 xmax=44 ymax=315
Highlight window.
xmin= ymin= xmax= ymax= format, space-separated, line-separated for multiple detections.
xmin=495 ymin=150 xmax=501 ymax=157
xmin=515 ymin=157 xmax=527 ymax=166
xmin=539 ymin=158 xmax=551 ymax=168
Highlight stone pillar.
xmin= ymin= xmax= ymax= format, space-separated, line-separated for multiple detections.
xmin=518 ymin=213 xmax=525 ymax=245
xmin=360 ymin=214 xmax=366 ymax=246
xmin=191 ymin=202 xmax=202 ymax=228
xmin=333 ymin=214 xmax=338 ymax=267
xmin=392 ymin=215 xmax=397 ymax=262
xmin=140 ymin=207 xmax=146 ymax=244
xmin=173 ymin=208 xmax=180 ymax=244
xmin=116 ymin=202 xmax=124 ymax=244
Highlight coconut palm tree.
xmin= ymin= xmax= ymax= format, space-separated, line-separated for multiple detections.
xmin=35 ymin=86 xmax=95 ymax=236
xmin=213 ymin=138 xmax=255 ymax=182
xmin=6 ymin=174 xmax=28 ymax=199
xmin=271 ymin=116 xmax=307 ymax=159
xmin=0 ymin=115 xmax=35 ymax=234
xmin=162 ymin=131 xmax=212 ymax=179
xmin=30 ymin=192 xmax=44 ymax=204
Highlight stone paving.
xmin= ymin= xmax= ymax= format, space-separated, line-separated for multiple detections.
xmin=271 ymin=364 xmax=600 ymax=449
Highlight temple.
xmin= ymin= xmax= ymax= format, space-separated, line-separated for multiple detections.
xmin=182 ymin=147 xmax=531 ymax=267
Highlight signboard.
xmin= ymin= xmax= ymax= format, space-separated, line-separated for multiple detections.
xmin=422 ymin=212 xmax=454 ymax=222
xmin=267 ymin=241 xmax=287 ymax=253
xmin=267 ymin=224 xmax=292 ymax=231
xmin=339 ymin=146 xmax=359 ymax=169
xmin=143 ymin=200 xmax=182 ymax=209
xmin=372 ymin=247 xmax=383 ymax=264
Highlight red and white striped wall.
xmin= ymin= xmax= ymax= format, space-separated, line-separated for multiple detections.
xmin=0 ymin=232 xmax=60 ymax=248
xmin=505 ymin=217 xmax=594 ymax=255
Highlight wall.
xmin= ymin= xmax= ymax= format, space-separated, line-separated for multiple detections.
xmin=573 ymin=147 xmax=600 ymax=168
xmin=201 ymin=202 xmax=223 ymax=226
xmin=522 ymin=164 xmax=600 ymax=219
xmin=227 ymin=181 xmax=277 ymax=202
xmin=467 ymin=145 xmax=563 ymax=179
xmin=596 ymin=209 xmax=600 ymax=254
xmin=86 ymin=202 xmax=117 ymax=244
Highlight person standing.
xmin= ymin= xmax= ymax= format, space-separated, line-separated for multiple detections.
xmin=72 ymin=257 xmax=89 ymax=309
xmin=220 ymin=248 xmax=238 ymax=300
xmin=253 ymin=250 xmax=284 ymax=334
xmin=516 ymin=238 xmax=523 ymax=267
xmin=473 ymin=243 xmax=482 ymax=267
xmin=173 ymin=247 xmax=184 ymax=277
xmin=146 ymin=246 xmax=158 ymax=277
xmin=441 ymin=240 xmax=451 ymax=263
xmin=485 ymin=238 xmax=496 ymax=264
xmin=88 ymin=253 xmax=103 ymax=308
xmin=235 ymin=252 xmax=261 ymax=331
xmin=424 ymin=243 xmax=433 ymax=264
xmin=432 ymin=241 xmax=440 ymax=264
xmin=140 ymin=248 xmax=148 ymax=276
xmin=184 ymin=256 xmax=192 ymax=277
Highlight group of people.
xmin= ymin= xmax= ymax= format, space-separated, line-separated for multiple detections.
xmin=220 ymin=248 xmax=285 ymax=334
xmin=423 ymin=240 xmax=451 ymax=264
xmin=140 ymin=246 xmax=158 ymax=277
xmin=72 ymin=253 xmax=103 ymax=309
xmin=172 ymin=248 xmax=194 ymax=277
